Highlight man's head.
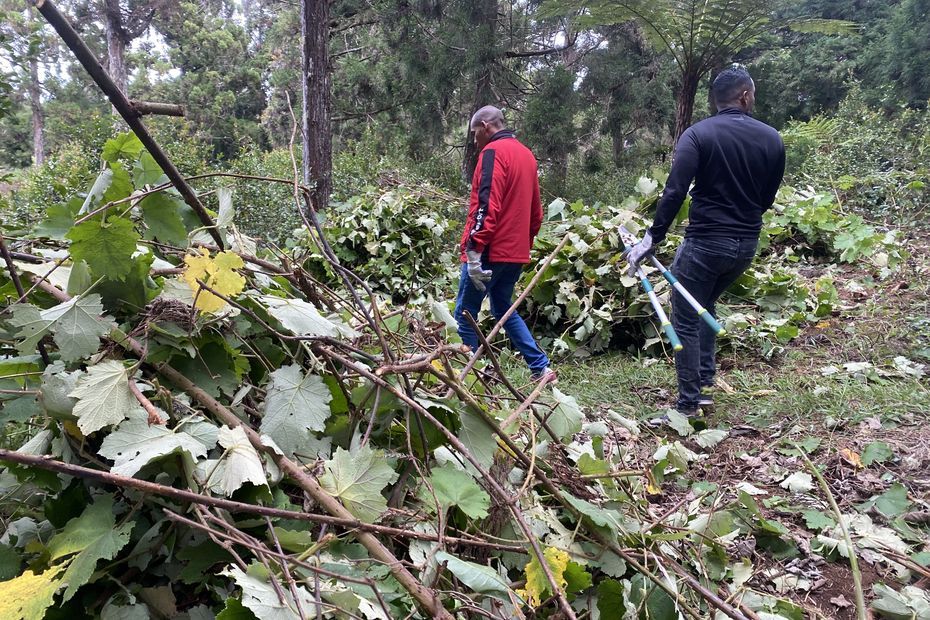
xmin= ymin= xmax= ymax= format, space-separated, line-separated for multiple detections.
xmin=470 ymin=106 xmax=505 ymax=151
xmin=711 ymin=66 xmax=755 ymax=113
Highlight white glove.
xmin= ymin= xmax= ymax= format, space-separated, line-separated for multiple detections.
xmin=624 ymin=231 xmax=654 ymax=277
xmin=465 ymin=249 xmax=492 ymax=292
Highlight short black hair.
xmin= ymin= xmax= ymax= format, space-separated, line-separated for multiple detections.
xmin=711 ymin=66 xmax=753 ymax=106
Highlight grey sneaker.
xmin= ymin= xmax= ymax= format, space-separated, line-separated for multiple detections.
xmin=531 ymin=367 xmax=558 ymax=384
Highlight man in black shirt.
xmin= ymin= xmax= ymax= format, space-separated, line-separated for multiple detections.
xmin=626 ymin=66 xmax=786 ymax=416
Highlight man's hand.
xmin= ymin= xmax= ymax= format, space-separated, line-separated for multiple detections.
xmin=465 ymin=250 xmax=492 ymax=292
xmin=623 ymin=231 xmax=654 ymax=277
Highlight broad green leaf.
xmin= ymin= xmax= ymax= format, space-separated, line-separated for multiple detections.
xmin=102 ymin=131 xmax=144 ymax=163
xmin=79 ymin=168 xmax=114 ymax=214
xmin=0 ymin=397 xmax=39 ymax=425
xmin=862 ymin=441 xmax=894 ymax=466
xmin=457 ymin=409 xmax=497 ymax=471
xmin=695 ymin=428 xmax=728 ymax=449
xmin=261 ymin=365 xmax=332 ymax=458
xmin=665 ymin=409 xmax=694 ymax=436
xmin=435 ymin=551 xmax=510 ymax=598
xmin=141 ymin=193 xmax=188 ymax=246
xmin=66 ymin=217 xmax=141 ymax=282
xmin=564 ymin=560 xmax=592 ymax=594
xmin=563 ymin=494 xmax=626 ymax=537
xmin=48 ymin=295 xmax=116 ymax=362
xmin=260 ymin=295 xmax=358 ymax=339
xmin=101 ymin=164 xmax=132 ymax=205
xmin=801 ymin=510 xmax=835 ymax=531
xmin=420 ymin=464 xmax=490 ymax=519
xmin=872 ymin=483 xmax=910 ymax=519
xmin=871 ymin=583 xmax=930 ymax=620
xmin=549 ymin=388 xmax=583 ymax=440
xmin=10 ymin=295 xmax=116 ymax=362
xmin=36 ymin=200 xmax=79 ymax=239
xmin=223 ymin=565 xmax=315 ymax=620
xmin=69 ymin=361 xmax=140 ymax=434
xmin=319 ymin=446 xmax=398 ymax=523
xmin=67 ymin=260 xmax=92 ymax=296
xmin=8 ymin=304 xmax=54 ymax=358
xmin=99 ymin=411 xmax=208 ymax=477
xmin=0 ymin=565 xmax=64 ymax=620
xmin=216 ymin=598 xmax=256 ymax=620
xmin=47 ymin=495 xmax=134 ymax=602
xmin=519 ymin=547 xmax=569 ymax=606
xmin=597 ymin=579 xmax=628 ymax=620
xmin=195 ymin=426 xmax=266 ymax=496
xmin=0 ymin=545 xmax=22 ymax=580
xmin=133 ymin=151 xmax=166 ymax=187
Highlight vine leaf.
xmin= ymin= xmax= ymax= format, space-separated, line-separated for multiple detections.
xmin=99 ymin=410 xmax=208 ymax=477
xmin=319 ymin=446 xmax=398 ymax=523
xmin=457 ymin=409 xmax=497 ymax=472
xmin=68 ymin=361 xmax=140 ymax=434
xmin=10 ymin=295 xmax=115 ymax=363
xmin=66 ymin=217 xmax=140 ymax=281
xmin=549 ymin=388 xmax=583 ymax=440
xmin=133 ymin=151 xmax=166 ymax=187
xmin=519 ymin=547 xmax=569 ymax=607
xmin=222 ymin=565 xmax=315 ymax=619
xmin=141 ymin=193 xmax=187 ymax=246
xmin=182 ymin=250 xmax=246 ymax=313
xmin=435 ymin=551 xmax=511 ymax=599
xmin=47 ymin=495 xmax=134 ymax=602
xmin=195 ymin=426 xmax=267 ymax=496
xmin=0 ymin=565 xmax=65 ymax=620
xmin=420 ymin=464 xmax=490 ymax=519
xmin=101 ymin=131 xmax=144 ymax=163
xmin=260 ymin=295 xmax=358 ymax=339
xmin=261 ymin=365 xmax=332 ymax=458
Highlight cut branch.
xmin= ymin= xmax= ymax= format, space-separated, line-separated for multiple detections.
xmin=31 ymin=0 xmax=223 ymax=248
xmin=130 ymin=100 xmax=185 ymax=117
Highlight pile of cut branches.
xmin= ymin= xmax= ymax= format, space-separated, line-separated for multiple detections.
xmin=0 ymin=133 xmax=789 ymax=620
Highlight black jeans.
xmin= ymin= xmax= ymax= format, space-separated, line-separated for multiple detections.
xmin=670 ymin=236 xmax=758 ymax=411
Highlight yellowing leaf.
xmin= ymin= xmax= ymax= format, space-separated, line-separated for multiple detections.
xmin=182 ymin=250 xmax=246 ymax=313
xmin=839 ymin=448 xmax=863 ymax=469
xmin=517 ymin=547 xmax=569 ymax=607
xmin=0 ymin=565 xmax=64 ymax=620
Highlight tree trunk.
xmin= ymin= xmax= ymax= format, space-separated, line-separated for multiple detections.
xmin=301 ymin=0 xmax=332 ymax=210
xmin=462 ymin=0 xmax=497 ymax=182
xmin=28 ymin=54 xmax=44 ymax=166
xmin=26 ymin=7 xmax=44 ymax=166
xmin=103 ymin=0 xmax=128 ymax=95
xmin=673 ymin=68 xmax=701 ymax=142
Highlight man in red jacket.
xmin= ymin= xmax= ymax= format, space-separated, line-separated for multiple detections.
xmin=454 ymin=106 xmax=554 ymax=381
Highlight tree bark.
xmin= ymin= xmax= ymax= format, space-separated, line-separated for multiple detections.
xmin=301 ymin=0 xmax=332 ymax=210
xmin=103 ymin=0 xmax=128 ymax=96
xmin=26 ymin=7 xmax=44 ymax=166
xmin=462 ymin=0 xmax=498 ymax=182
xmin=674 ymin=68 xmax=701 ymax=141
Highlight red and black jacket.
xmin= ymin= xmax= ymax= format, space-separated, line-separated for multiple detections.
xmin=460 ymin=130 xmax=543 ymax=264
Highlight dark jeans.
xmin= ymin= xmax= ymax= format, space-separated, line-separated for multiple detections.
xmin=453 ymin=262 xmax=550 ymax=373
xmin=670 ymin=237 xmax=757 ymax=411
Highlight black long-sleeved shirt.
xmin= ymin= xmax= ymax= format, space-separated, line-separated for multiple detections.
xmin=649 ymin=108 xmax=786 ymax=244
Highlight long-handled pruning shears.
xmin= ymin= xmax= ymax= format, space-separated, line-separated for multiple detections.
xmin=618 ymin=225 xmax=727 ymax=338
xmin=618 ymin=226 xmax=682 ymax=351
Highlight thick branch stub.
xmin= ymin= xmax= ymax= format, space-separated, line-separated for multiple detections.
xmin=130 ymin=100 xmax=185 ymax=117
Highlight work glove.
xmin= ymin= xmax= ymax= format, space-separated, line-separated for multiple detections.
xmin=465 ymin=249 xmax=492 ymax=292
xmin=623 ymin=231 xmax=654 ymax=278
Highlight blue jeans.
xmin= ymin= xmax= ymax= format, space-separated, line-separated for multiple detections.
xmin=670 ymin=237 xmax=757 ymax=411
xmin=453 ymin=262 xmax=550 ymax=373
